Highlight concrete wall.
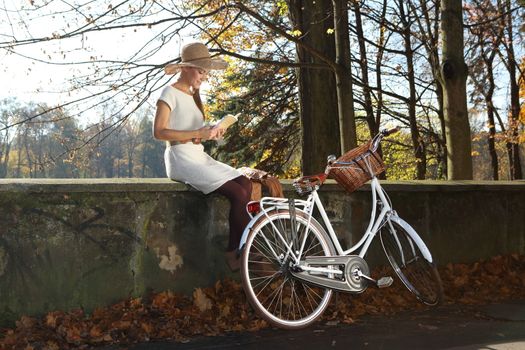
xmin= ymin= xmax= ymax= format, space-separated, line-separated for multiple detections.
xmin=0 ymin=178 xmax=524 ymax=325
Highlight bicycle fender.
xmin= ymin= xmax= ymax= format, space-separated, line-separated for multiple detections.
xmin=389 ymin=215 xmax=434 ymax=264
xmin=238 ymin=209 xmax=269 ymax=251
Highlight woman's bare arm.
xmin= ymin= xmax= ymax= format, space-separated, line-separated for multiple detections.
xmin=153 ymin=100 xmax=218 ymax=141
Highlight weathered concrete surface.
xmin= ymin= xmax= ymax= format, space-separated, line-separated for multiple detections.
xmin=0 ymin=178 xmax=523 ymax=325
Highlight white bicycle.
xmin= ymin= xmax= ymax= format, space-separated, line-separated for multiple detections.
xmin=238 ymin=127 xmax=443 ymax=329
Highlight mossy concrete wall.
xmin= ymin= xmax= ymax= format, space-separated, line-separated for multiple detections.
xmin=0 ymin=178 xmax=523 ymax=325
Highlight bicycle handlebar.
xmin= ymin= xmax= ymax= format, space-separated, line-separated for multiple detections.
xmin=372 ymin=126 xmax=400 ymax=150
xmin=381 ymin=126 xmax=400 ymax=137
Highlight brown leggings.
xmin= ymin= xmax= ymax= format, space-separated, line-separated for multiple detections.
xmin=213 ymin=176 xmax=252 ymax=251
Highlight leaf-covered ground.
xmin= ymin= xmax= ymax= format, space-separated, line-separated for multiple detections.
xmin=1 ymin=254 xmax=524 ymax=349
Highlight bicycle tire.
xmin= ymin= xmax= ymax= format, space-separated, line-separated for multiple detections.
xmin=380 ymin=218 xmax=443 ymax=305
xmin=240 ymin=209 xmax=336 ymax=329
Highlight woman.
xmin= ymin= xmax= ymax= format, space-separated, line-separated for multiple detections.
xmin=153 ymin=42 xmax=252 ymax=271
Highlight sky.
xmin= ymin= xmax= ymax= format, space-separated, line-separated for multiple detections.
xmin=1 ymin=0 xmax=520 ymax=130
xmin=1 ymin=1 xmax=114 ymax=103
xmin=0 ymin=0 xmax=212 ymax=122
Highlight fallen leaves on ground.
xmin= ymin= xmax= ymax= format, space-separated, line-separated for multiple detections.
xmin=1 ymin=254 xmax=524 ymax=349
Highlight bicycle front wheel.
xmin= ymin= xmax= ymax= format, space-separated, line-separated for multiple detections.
xmin=380 ymin=218 xmax=443 ymax=305
xmin=240 ymin=209 xmax=335 ymax=329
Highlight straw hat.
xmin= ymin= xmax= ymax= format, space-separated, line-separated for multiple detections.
xmin=164 ymin=42 xmax=228 ymax=75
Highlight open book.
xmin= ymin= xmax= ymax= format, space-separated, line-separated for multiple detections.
xmin=213 ymin=113 xmax=240 ymax=130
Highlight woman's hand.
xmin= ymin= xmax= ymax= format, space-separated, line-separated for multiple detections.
xmin=197 ymin=126 xmax=221 ymax=140
xmin=199 ymin=126 xmax=226 ymax=140
xmin=211 ymin=126 xmax=226 ymax=140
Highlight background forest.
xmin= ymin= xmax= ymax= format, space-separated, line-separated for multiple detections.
xmin=0 ymin=0 xmax=524 ymax=180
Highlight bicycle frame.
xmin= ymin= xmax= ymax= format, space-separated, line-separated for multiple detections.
xmin=316 ymin=177 xmax=392 ymax=258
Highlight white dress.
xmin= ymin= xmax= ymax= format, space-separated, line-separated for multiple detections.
xmin=159 ymin=86 xmax=241 ymax=194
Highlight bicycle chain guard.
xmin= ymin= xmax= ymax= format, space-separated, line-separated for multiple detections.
xmin=291 ymin=255 xmax=370 ymax=293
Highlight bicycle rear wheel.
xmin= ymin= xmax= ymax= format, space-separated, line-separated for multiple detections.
xmin=380 ymin=218 xmax=443 ymax=305
xmin=240 ymin=209 xmax=335 ymax=329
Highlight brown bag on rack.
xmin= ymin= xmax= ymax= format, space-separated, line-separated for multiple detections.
xmin=238 ymin=167 xmax=284 ymax=200
xmin=260 ymin=176 xmax=284 ymax=198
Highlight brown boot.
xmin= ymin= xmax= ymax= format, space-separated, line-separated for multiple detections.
xmin=225 ymin=250 xmax=240 ymax=272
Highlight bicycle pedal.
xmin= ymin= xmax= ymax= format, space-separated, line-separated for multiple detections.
xmin=377 ymin=276 xmax=393 ymax=288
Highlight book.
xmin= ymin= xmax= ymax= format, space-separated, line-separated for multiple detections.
xmin=214 ymin=113 xmax=240 ymax=130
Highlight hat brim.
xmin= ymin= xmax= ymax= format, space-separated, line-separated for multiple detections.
xmin=164 ymin=58 xmax=228 ymax=75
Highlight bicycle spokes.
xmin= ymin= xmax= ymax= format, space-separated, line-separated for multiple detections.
xmin=241 ymin=210 xmax=335 ymax=329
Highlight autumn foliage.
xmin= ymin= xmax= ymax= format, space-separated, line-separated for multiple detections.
xmin=1 ymin=254 xmax=524 ymax=349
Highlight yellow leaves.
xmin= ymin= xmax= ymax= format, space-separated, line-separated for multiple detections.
xmin=471 ymin=135 xmax=482 ymax=142
xmin=372 ymin=125 xmax=419 ymax=180
xmin=518 ymin=59 xmax=525 ymax=143
xmin=326 ymin=28 xmax=335 ymax=35
xmin=287 ymin=29 xmax=303 ymax=37
xmin=519 ymin=58 xmax=525 ymax=99
xmin=259 ymin=149 xmax=272 ymax=162
xmin=276 ymin=0 xmax=289 ymax=16
xmin=520 ymin=105 xmax=525 ymax=129
xmin=282 ymin=164 xmax=301 ymax=179
xmin=278 ymin=66 xmax=289 ymax=75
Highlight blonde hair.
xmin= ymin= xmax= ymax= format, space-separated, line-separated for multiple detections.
xmin=193 ymin=89 xmax=206 ymax=120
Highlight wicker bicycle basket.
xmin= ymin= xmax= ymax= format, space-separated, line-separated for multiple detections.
xmin=328 ymin=141 xmax=385 ymax=193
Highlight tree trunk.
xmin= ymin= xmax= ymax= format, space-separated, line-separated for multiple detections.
xmin=487 ymin=101 xmax=499 ymax=180
xmin=352 ymin=1 xmax=377 ymax=138
xmin=333 ymin=0 xmax=357 ymax=153
xmin=373 ymin=0 xmax=388 ymax=179
xmin=477 ymin=21 xmax=502 ymax=180
xmin=409 ymin=0 xmax=446 ymax=178
xmin=439 ymin=0 xmax=473 ymax=180
xmin=24 ymin=137 xmax=33 ymax=178
xmin=375 ymin=0 xmax=387 ymax=130
xmin=399 ymin=0 xmax=426 ymax=179
xmin=502 ymin=0 xmax=522 ymax=180
xmin=288 ymin=0 xmax=341 ymax=174
xmin=0 ymin=132 xmax=10 ymax=178
xmin=436 ymin=83 xmax=447 ymax=178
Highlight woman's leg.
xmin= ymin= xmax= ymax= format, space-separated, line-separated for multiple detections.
xmin=213 ymin=175 xmax=252 ymax=252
